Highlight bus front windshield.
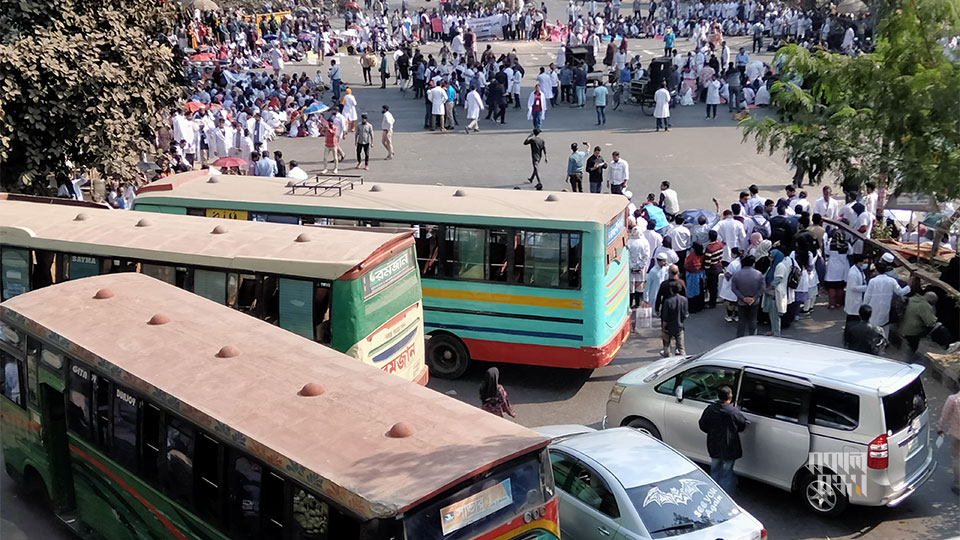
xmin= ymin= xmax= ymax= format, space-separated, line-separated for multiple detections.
xmin=403 ymin=451 xmax=553 ymax=540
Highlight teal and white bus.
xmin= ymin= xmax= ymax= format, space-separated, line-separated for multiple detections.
xmin=134 ymin=171 xmax=631 ymax=378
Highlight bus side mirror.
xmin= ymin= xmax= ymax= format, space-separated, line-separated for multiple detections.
xmin=674 ymin=385 xmax=683 ymax=402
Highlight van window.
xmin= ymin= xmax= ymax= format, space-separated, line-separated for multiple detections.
xmin=738 ymin=373 xmax=808 ymax=424
xmin=811 ymin=386 xmax=859 ymax=430
xmin=656 ymin=366 xmax=740 ymax=403
xmin=882 ymin=376 xmax=926 ymax=434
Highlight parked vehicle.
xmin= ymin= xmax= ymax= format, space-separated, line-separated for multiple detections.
xmin=603 ymin=337 xmax=937 ymax=516
xmin=535 ymin=425 xmax=767 ymax=540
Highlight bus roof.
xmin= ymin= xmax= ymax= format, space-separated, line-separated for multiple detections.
xmin=0 ymin=273 xmax=548 ymax=519
xmin=136 ymin=170 xmax=628 ymax=225
xmin=0 ymin=197 xmax=413 ymax=281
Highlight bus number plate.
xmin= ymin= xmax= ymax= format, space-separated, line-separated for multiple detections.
xmin=206 ymin=209 xmax=248 ymax=220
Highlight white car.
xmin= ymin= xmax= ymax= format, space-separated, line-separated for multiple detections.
xmin=536 ymin=425 xmax=767 ymax=540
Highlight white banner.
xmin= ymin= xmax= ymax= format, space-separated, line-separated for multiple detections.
xmin=467 ymin=14 xmax=505 ymax=40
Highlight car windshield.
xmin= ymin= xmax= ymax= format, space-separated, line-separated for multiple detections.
xmin=625 ymin=469 xmax=740 ymax=539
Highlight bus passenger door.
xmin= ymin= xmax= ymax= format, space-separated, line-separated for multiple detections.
xmin=40 ymin=384 xmax=75 ymax=513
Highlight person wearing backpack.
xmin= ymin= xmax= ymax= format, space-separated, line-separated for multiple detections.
xmin=745 ymin=205 xmax=771 ymax=240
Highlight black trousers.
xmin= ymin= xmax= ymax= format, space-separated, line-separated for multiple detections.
xmin=737 ymin=303 xmax=759 ymax=337
xmin=705 ymin=271 xmax=720 ymax=307
xmin=568 ymin=174 xmax=583 ymax=192
xmin=495 ymin=103 xmax=506 ymax=123
xmin=356 ymin=143 xmax=370 ymax=165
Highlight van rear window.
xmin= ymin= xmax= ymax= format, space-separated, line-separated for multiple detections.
xmin=882 ymin=377 xmax=926 ymax=434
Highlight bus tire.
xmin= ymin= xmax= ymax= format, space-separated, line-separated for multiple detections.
xmin=426 ymin=333 xmax=470 ymax=379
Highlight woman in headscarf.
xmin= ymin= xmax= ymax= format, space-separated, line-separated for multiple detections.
xmin=763 ymin=247 xmax=789 ymax=336
xmin=824 ymin=229 xmax=850 ymax=309
xmin=748 ymin=232 xmax=763 ymax=253
xmin=685 ymin=242 xmax=706 ymax=313
xmin=479 ymin=367 xmax=515 ymax=418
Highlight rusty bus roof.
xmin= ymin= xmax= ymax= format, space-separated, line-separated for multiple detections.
xmin=0 ymin=197 xmax=413 ymax=281
xmin=0 ymin=273 xmax=548 ymax=518
xmin=135 ymin=170 xmax=628 ymax=226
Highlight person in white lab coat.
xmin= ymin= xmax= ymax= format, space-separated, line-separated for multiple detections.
xmin=823 ymin=230 xmax=850 ymax=309
xmin=654 ymin=81 xmax=671 ymax=131
xmin=844 ymin=255 xmax=869 ymax=321
xmin=713 ymin=210 xmax=747 ymax=262
xmin=209 ymin=117 xmax=231 ymax=159
xmin=464 ymin=88 xmax=484 ymax=133
xmin=862 ymin=259 xmax=911 ymax=333
xmin=813 ymin=185 xmax=839 ymax=220
xmin=628 ymin=226 xmax=651 ymax=308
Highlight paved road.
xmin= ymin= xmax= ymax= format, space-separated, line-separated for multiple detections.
xmin=5 ymin=29 xmax=957 ymax=540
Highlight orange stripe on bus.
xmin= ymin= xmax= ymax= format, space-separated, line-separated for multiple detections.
xmin=605 ymin=263 xmax=627 ymax=289
xmin=0 ymin=413 xmax=42 ymax=432
xmin=68 ymin=444 xmax=189 ymax=540
xmin=366 ymin=302 xmax=420 ymax=342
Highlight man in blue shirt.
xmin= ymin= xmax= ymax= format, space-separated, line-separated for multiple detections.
xmin=566 ymin=142 xmax=585 ymax=192
xmin=251 ymin=151 xmax=278 ymax=177
xmin=735 ymin=47 xmax=750 ymax=79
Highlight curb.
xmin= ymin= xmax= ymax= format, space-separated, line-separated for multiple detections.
xmin=922 ymin=345 xmax=960 ymax=393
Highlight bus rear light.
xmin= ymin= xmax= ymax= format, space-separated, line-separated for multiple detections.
xmin=867 ymin=434 xmax=889 ymax=469
xmin=761 ymin=527 xmax=768 ymax=539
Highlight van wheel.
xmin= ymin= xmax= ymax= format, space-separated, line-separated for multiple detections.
xmin=426 ymin=334 xmax=470 ymax=379
xmin=22 ymin=467 xmax=51 ymax=509
xmin=626 ymin=418 xmax=662 ymax=440
xmin=800 ymin=471 xmax=848 ymax=517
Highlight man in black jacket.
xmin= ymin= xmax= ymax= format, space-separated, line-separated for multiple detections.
xmin=698 ymin=386 xmax=748 ymax=495
xmin=843 ymin=304 xmax=887 ymax=355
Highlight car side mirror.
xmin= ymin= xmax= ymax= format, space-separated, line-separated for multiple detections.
xmin=674 ymin=385 xmax=683 ymax=402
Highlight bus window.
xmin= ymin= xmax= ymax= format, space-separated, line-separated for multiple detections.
xmin=194 ymin=269 xmax=227 ymax=305
xmin=227 ymin=454 xmax=264 ymax=539
xmin=67 ymin=362 xmax=93 ymax=440
xmin=314 ymin=284 xmax=332 ymax=345
xmin=162 ymin=418 xmax=196 ymax=508
xmin=261 ymin=275 xmax=280 ymax=324
xmin=279 ymin=279 xmax=314 ymax=340
xmin=32 ymin=250 xmax=56 ymax=288
xmin=1 ymin=246 xmax=30 ymax=300
xmin=488 ymin=229 xmax=511 ymax=282
xmin=25 ymin=338 xmax=40 ymax=407
xmin=415 ymin=225 xmax=441 ymax=276
xmin=186 ymin=208 xmax=206 ymax=217
xmin=67 ymin=255 xmax=99 ymax=280
xmin=92 ymin=374 xmax=112 ymax=450
xmin=1 ymin=351 xmax=23 ymax=407
xmin=445 ymin=227 xmax=486 ymax=280
xmin=142 ymin=263 xmax=177 ymax=285
xmin=195 ymin=432 xmax=222 ymax=522
xmin=101 ymin=259 xmax=138 ymax=274
xmin=261 ymin=471 xmax=285 ymax=539
xmin=229 ymin=274 xmax=260 ymax=315
xmin=512 ymin=231 xmax=526 ymax=283
xmin=112 ymin=386 xmax=139 ymax=471
xmin=563 ymin=233 xmax=582 ymax=289
xmin=291 ymin=487 xmax=329 ymax=539
xmin=524 ymin=232 xmax=562 ymax=288
xmin=141 ymin=403 xmax=162 ymax=483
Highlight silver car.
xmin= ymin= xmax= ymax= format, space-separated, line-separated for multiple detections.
xmin=604 ymin=337 xmax=936 ymax=516
xmin=536 ymin=425 xmax=767 ymax=540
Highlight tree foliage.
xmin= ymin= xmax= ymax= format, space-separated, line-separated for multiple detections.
xmin=0 ymin=0 xmax=183 ymax=192
xmin=741 ymin=0 xmax=960 ymax=202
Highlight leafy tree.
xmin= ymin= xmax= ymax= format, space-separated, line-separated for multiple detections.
xmin=0 ymin=0 xmax=183 ymax=192
xmin=741 ymin=0 xmax=960 ymax=251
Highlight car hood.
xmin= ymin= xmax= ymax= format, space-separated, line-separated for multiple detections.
xmin=618 ymin=356 xmax=689 ymax=386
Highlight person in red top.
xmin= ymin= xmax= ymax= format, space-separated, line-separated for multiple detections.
xmin=704 ymin=230 xmax=725 ymax=308
xmin=320 ymin=117 xmax=339 ymax=174
xmin=685 ymin=242 xmax=706 ymax=313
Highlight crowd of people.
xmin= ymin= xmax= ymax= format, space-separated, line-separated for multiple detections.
xmin=616 ymin=180 xmax=959 ymax=359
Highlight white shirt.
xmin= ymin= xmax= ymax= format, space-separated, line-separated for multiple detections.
xmin=863 ymin=192 xmax=878 ymax=220
xmin=666 ymin=224 xmax=692 ymax=251
xmin=287 ymin=166 xmax=309 ymax=180
xmin=654 ymin=87 xmax=671 ymax=118
xmin=608 ymin=159 xmax=629 ymax=185
xmin=862 ymin=274 xmax=910 ymax=327
xmin=844 ymin=265 xmax=868 ymax=316
xmin=813 ymin=196 xmax=839 ymax=220
xmin=660 ymin=189 xmax=680 ymax=215
xmin=712 ymin=217 xmax=747 ymax=262
xmin=381 ymin=111 xmax=395 ymax=131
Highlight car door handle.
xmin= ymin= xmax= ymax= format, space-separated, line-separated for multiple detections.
xmin=598 ymin=526 xmax=612 ymax=536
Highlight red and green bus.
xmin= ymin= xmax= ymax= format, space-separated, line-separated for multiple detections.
xmin=1 ymin=273 xmax=560 ymax=540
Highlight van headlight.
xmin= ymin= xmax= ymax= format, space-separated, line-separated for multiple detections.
xmin=609 ymin=384 xmax=625 ymax=403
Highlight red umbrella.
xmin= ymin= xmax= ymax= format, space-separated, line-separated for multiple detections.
xmin=190 ymin=52 xmax=216 ymax=61
xmin=184 ymin=101 xmax=205 ymax=112
xmin=212 ymin=157 xmax=247 ymax=168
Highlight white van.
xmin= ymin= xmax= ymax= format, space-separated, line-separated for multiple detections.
xmin=603 ymin=337 xmax=936 ymax=516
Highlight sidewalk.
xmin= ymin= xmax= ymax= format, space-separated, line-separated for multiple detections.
xmin=921 ymin=342 xmax=960 ymax=392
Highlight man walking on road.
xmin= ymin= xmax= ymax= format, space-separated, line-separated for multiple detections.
xmin=566 ymin=142 xmax=584 ymax=192
xmin=381 ymin=105 xmax=395 ymax=159
xmin=607 ymin=151 xmax=628 ymax=194
xmin=659 ymin=281 xmax=688 ymax=357
xmin=523 ymin=129 xmax=547 ymax=189
xmin=937 ymin=388 xmax=960 ymax=495
xmin=699 ymin=386 xmax=748 ymax=495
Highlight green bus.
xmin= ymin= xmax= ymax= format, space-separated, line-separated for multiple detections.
xmin=134 ymin=171 xmax=631 ymax=378
xmin=0 ymin=273 xmax=560 ymax=540
xmin=0 ymin=195 xmax=426 ymax=384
